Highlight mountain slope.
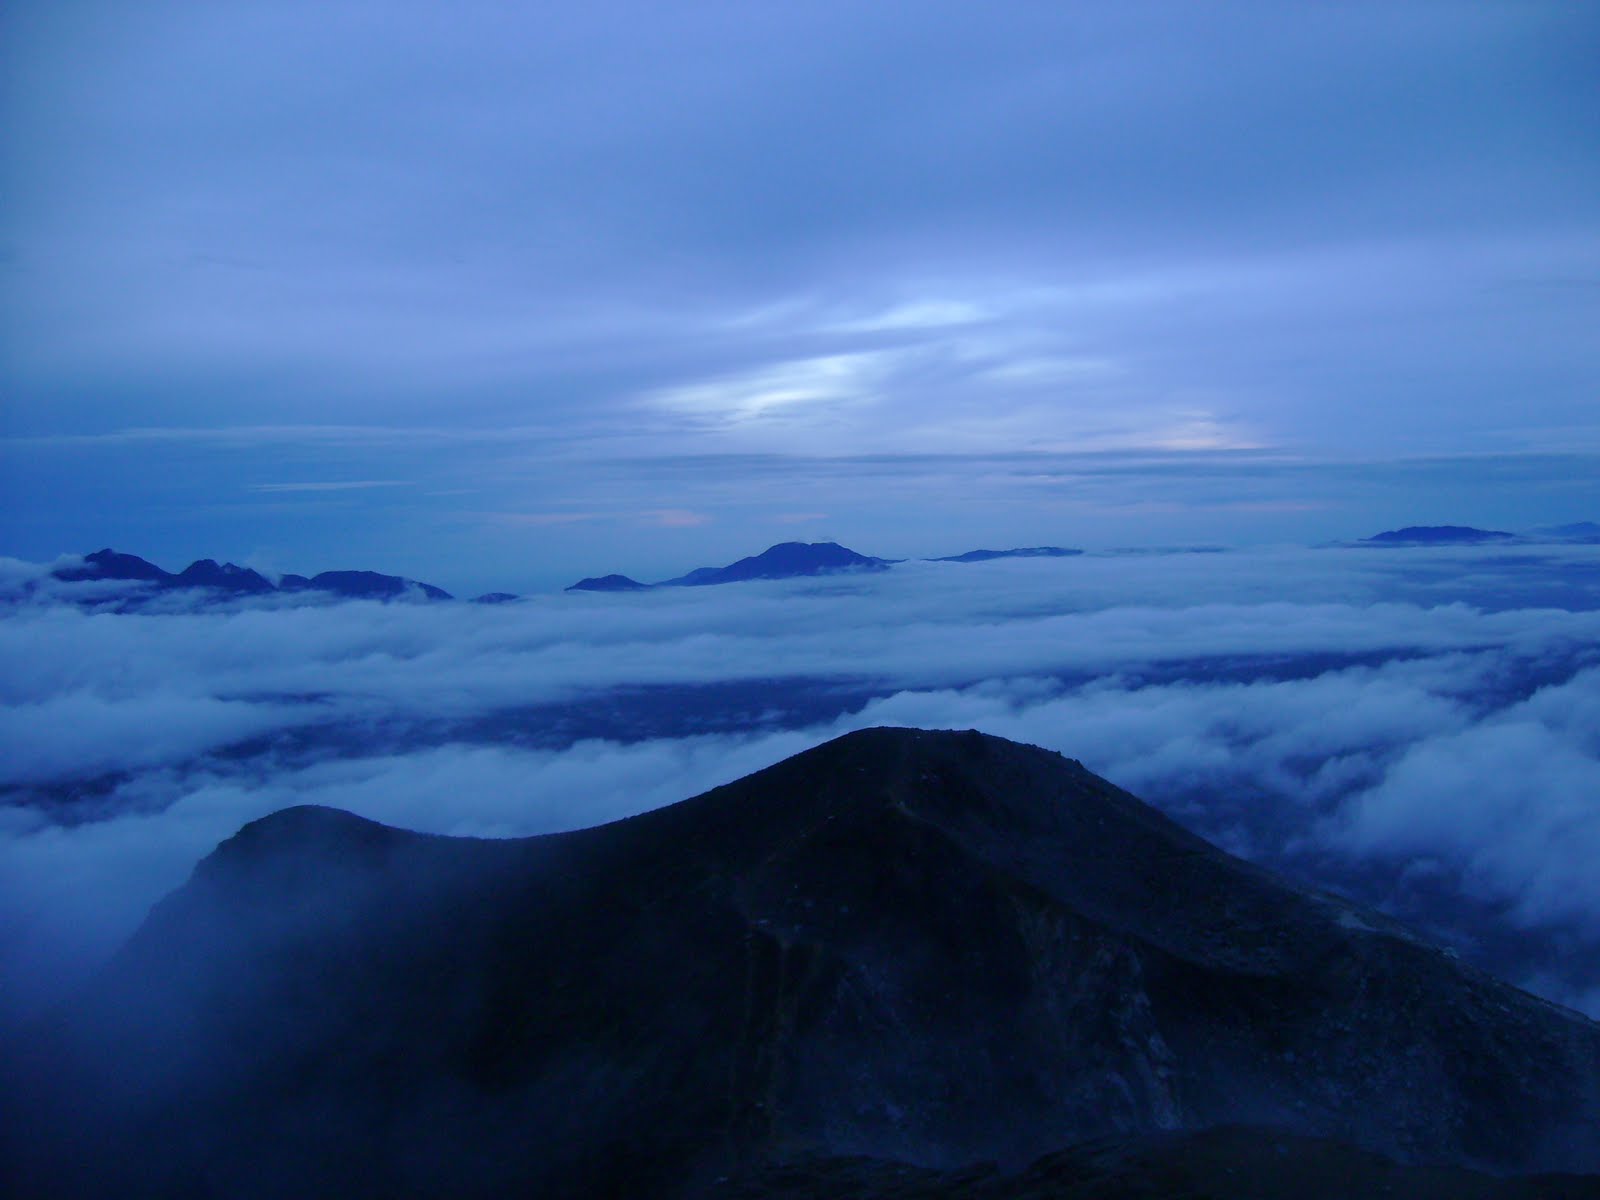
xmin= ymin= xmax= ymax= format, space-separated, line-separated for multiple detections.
xmin=8 ymin=729 xmax=1599 ymax=1199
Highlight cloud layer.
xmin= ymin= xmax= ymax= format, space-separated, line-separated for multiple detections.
xmin=3 ymin=543 xmax=1599 ymax=1026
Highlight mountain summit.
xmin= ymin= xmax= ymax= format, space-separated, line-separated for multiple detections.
xmin=9 ymin=729 xmax=1598 ymax=1198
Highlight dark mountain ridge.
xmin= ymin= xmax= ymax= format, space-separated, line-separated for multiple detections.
xmin=562 ymin=542 xmax=892 ymax=593
xmin=930 ymin=546 xmax=1083 ymax=563
xmin=566 ymin=572 xmax=652 ymax=592
xmin=1339 ymin=521 xmax=1600 ymax=549
xmin=8 ymin=728 xmax=1598 ymax=1198
xmin=661 ymin=541 xmax=892 ymax=586
xmin=49 ymin=547 xmax=453 ymax=602
xmin=1363 ymin=525 xmax=1518 ymax=545
xmin=280 ymin=568 xmax=452 ymax=601
xmin=566 ymin=540 xmax=1097 ymax=592
xmin=174 ymin=557 xmax=276 ymax=593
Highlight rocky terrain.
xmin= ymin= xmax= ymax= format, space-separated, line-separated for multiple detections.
xmin=6 ymin=728 xmax=1599 ymax=1198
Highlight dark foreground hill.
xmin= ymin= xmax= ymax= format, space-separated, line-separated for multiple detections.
xmin=6 ymin=729 xmax=1599 ymax=1199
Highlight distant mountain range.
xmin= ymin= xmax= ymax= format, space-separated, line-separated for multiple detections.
xmin=1359 ymin=522 xmax=1600 ymax=546
xmin=43 ymin=541 xmax=1093 ymax=606
xmin=929 ymin=546 xmax=1084 ymax=563
xmin=23 ymin=522 xmax=1600 ymax=607
xmin=566 ymin=541 xmax=1087 ymax=591
xmin=9 ymin=728 xmax=1597 ymax=1197
xmin=1362 ymin=525 xmax=1518 ymax=546
xmin=568 ymin=541 xmax=894 ymax=592
xmin=51 ymin=548 xmax=455 ymax=602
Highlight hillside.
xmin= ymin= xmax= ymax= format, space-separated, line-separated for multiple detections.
xmin=7 ymin=728 xmax=1598 ymax=1198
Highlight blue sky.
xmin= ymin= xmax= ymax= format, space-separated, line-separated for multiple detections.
xmin=3 ymin=1 xmax=1598 ymax=593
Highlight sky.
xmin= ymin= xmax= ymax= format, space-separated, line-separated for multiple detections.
xmin=2 ymin=1 xmax=1598 ymax=593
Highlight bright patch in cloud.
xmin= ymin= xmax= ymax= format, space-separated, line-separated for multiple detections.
xmin=652 ymin=352 xmax=895 ymax=425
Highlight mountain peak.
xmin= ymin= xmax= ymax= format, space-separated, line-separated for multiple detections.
xmin=932 ymin=546 xmax=1084 ymax=563
xmin=1363 ymin=525 xmax=1516 ymax=545
xmin=53 ymin=548 xmax=172 ymax=583
xmin=18 ymin=727 xmax=1596 ymax=1198
xmin=304 ymin=569 xmax=453 ymax=601
xmin=175 ymin=558 xmax=275 ymax=593
xmin=661 ymin=541 xmax=891 ymax=587
xmin=566 ymin=573 xmax=651 ymax=593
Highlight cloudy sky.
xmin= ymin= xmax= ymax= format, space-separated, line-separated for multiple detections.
xmin=2 ymin=1 xmax=1597 ymax=592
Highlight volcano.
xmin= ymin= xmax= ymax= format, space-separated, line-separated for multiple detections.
xmin=8 ymin=728 xmax=1598 ymax=1198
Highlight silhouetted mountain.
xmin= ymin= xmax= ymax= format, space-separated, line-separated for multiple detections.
xmin=52 ymin=548 xmax=173 ymax=584
xmin=1364 ymin=525 xmax=1517 ymax=545
xmin=564 ymin=544 xmax=890 ymax=592
xmin=48 ymin=549 xmax=453 ymax=603
xmin=566 ymin=573 xmax=652 ymax=592
xmin=9 ymin=728 xmax=1597 ymax=1199
xmin=174 ymin=558 xmax=276 ymax=594
xmin=932 ymin=546 xmax=1083 ymax=563
xmin=295 ymin=569 xmax=453 ymax=601
xmin=472 ymin=592 xmax=521 ymax=604
xmin=53 ymin=550 xmax=271 ymax=596
xmin=661 ymin=541 xmax=890 ymax=587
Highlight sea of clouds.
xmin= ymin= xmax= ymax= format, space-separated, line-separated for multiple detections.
xmin=3 ymin=543 xmax=1598 ymax=1025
